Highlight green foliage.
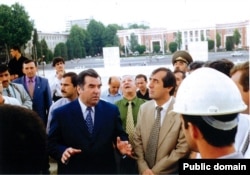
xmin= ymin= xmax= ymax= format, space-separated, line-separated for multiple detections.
xmin=233 ymin=29 xmax=241 ymax=46
xmin=32 ymin=29 xmax=39 ymax=61
xmin=201 ymin=33 xmax=205 ymax=41
xmin=216 ymin=33 xmax=221 ymax=48
xmin=153 ymin=45 xmax=160 ymax=53
xmin=169 ymin=42 xmax=178 ymax=53
xmin=136 ymin=45 xmax=146 ymax=54
xmin=128 ymin=24 xmax=149 ymax=29
xmin=226 ymin=36 xmax=234 ymax=51
xmin=102 ymin=24 xmax=119 ymax=47
xmin=121 ymin=45 xmax=129 ymax=55
xmin=67 ymin=25 xmax=88 ymax=59
xmin=0 ymin=3 xmax=33 ymax=50
xmin=175 ymin=31 xmax=182 ymax=50
xmin=54 ymin=42 xmax=68 ymax=59
xmin=87 ymin=19 xmax=105 ymax=55
xmin=208 ymin=39 xmax=214 ymax=50
xmin=129 ymin=33 xmax=139 ymax=53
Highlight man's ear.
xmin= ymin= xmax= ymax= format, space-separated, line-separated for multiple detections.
xmin=188 ymin=122 xmax=200 ymax=139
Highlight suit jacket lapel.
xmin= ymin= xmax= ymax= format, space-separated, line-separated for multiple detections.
xmin=158 ymin=98 xmax=176 ymax=147
xmin=91 ymin=102 xmax=104 ymax=139
xmin=71 ymin=100 xmax=91 ymax=138
xmin=145 ymin=101 xmax=156 ymax=136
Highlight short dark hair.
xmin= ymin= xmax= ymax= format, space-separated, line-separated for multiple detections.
xmin=188 ymin=61 xmax=205 ymax=72
xmin=0 ymin=105 xmax=46 ymax=174
xmin=151 ymin=67 xmax=176 ymax=95
xmin=77 ymin=69 xmax=101 ymax=87
xmin=63 ymin=72 xmax=78 ymax=87
xmin=0 ymin=64 xmax=9 ymax=74
xmin=135 ymin=74 xmax=148 ymax=82
xmin=23 ymin=59 xmax=37 ymax=67
xmin=205 ymin=59 xmax=234 ymax=77
xmin=10 ymin=45 xmax=21 ymax=53
xmin=182 ymin=113 xmax=238 ymax=147
xmin=52 ymin=57 xmax=65 ymax=67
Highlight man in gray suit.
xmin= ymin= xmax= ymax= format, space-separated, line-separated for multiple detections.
xmin=134 ymin=67 xmax=190 ymax=174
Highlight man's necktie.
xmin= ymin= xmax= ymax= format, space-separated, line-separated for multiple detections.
xmin=6 ymin=88 xmax=12 ymax=97
xmin=145 ymin=106 xmax=163 ymax=168
xmin=28 ymin=79 xmax=34 ymax=98
xmin=126 ymin=101 xmax=135 ymax=144
xmin=86 ymin=107 xmax=94 ymax=134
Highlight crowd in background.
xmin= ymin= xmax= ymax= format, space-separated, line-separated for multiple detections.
xmin=0 ymin=46 xmax=249 ymax=174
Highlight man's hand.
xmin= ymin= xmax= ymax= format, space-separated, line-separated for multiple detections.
xmin=61 ymin=147 xmax=82 ymax=164
xmin=116 ymin=137 xmax=132 ymax=156
xmin=142 ymin=169 xmax=154 ymax=175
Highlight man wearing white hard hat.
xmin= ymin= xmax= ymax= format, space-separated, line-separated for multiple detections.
xmin=173 ymin=67 xmax=247 ymax=158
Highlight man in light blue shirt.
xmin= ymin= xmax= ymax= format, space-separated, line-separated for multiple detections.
xmin=101 ymin=76 xmax=122 ymax=104
xmin=47 ymin=72 xmax=78 ymax=134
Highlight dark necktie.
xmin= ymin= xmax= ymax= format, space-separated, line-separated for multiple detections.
xmin=6 ymin=88 xmax=12 ymax=97
xmin=145 ymin=106 xmax=163 ymax=168
xmin=86 ymin=107 xmax=94 ymax=134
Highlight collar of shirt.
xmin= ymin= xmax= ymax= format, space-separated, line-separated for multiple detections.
xmin=153 ymin=96 xmax=173 ymax=125
xmin=121 ymin=97 xmax=138 ymax=106
xmin=78 ymin=98 xmax=95 ymax=122
xmin=26 ymin=76 xmax=35 ymax=83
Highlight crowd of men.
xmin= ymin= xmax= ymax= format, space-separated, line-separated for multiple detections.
xmin=0 ymin=45 xmax=249 ymax=174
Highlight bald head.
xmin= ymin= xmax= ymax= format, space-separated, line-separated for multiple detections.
xmin=108 ymin=76 xmax=121 ymax=95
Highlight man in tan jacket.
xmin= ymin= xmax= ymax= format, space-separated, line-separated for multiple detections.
xmin=134 ymin=67 xmax=190 ymax=174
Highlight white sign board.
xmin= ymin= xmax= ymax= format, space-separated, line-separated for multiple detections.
xmin=103 ymin=47 xmax=120 ymax=69
xmin=188 ymin=41 xmax=208 ymax=61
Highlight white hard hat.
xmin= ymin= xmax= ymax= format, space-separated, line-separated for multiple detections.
xmin=173 ymin=67 xmax=247 ymax=116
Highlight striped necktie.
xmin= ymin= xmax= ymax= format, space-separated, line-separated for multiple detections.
xmin=145 ymin=106 xmax=163 ymax=168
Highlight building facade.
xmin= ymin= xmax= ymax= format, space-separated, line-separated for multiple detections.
xmin=117 ymin=20 xmax=249 ymax=53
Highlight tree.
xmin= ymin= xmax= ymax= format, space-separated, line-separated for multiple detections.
xmin=0 ymin=3 xmax=33 ymax=59
xmin=129 ymin=33 xmax=139 ymax=53
xmin=102 ymin=24 xmax=119 ymax=47
xmin=40 ymin=39 xmax=52 ymax=63
xmin=208 ymin=39 xmax=215 ymax=50
xmin=32 ymin=28 xmax=39 ymax=63
xmin=175 ymin=31 xmax=182 ymax=50
xmin=169 ymin=42 xmax=178 ymax=53
xmin=153 ymin=45 xmax=160 ymax=53
xmin=233 ymin=29 xmax=241 ymax=48
xmin=128 ymin=24 xmax=149 ymax=29
xmin=201 ymin=33 xmax=205 ymax=41
xmin=136 ymin=45 xmax=146 ymax=54
xmin=67 ymin=25 xmax=88 ymax=59
xmin=87 ymin=20 xmax=105 ymax=55
xmin=216 ymin=33 xmax=221 ymax=49
xmin=54 ymin=42 xmax=68 ymax=58
xmin=226 ymin=36 xmax=234 ymax=51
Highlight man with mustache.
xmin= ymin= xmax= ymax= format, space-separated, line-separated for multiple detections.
xmin=46 ymin=72 xmax=78 ymax=134
xmin=0 ymin=64 xmax=32 ymax=109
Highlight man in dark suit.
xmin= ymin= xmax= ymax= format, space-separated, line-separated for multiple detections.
xmin=13 ymin=59 xmax=52 ymax=126
xmin=48 ymin=68 xmax=132 ymax=174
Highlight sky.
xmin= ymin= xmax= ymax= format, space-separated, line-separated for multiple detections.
xmin=1 ymin=0 xmax=249 ymax=32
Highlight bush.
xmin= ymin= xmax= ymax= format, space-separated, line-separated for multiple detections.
xmin=169 ymin=42 xmax=178 ymax=53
